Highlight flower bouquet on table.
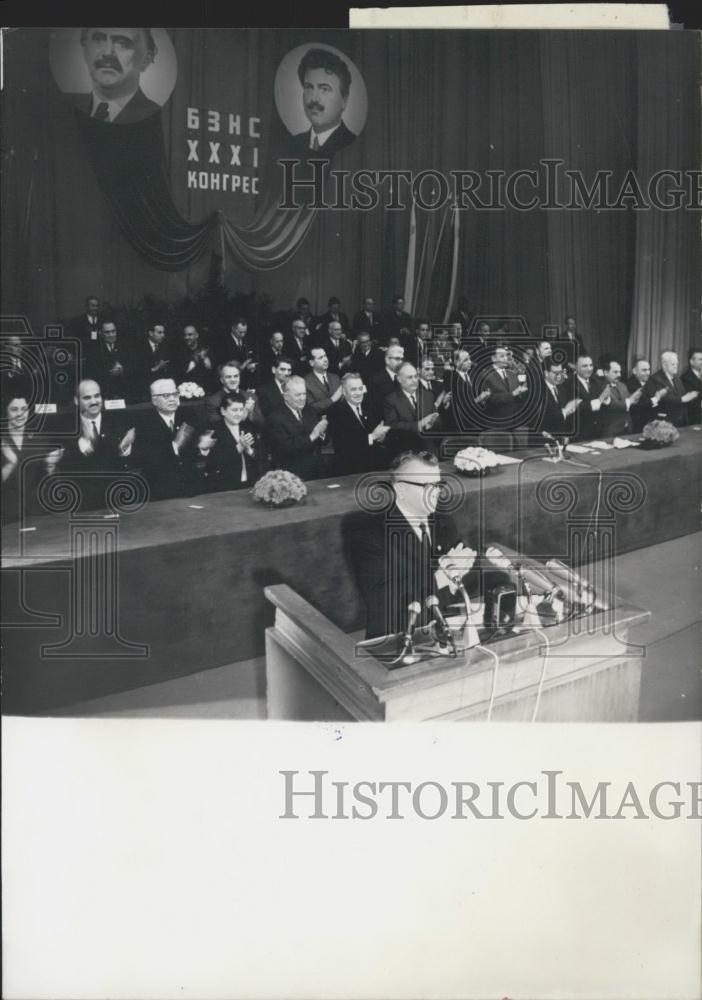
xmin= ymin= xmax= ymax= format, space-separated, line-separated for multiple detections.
xmin=177 ymin=381 xmax=205 ymax=399
xmin=251 ymin=470 xmax=307 ymax=508
xmin=454 ymin=446 xmax=500 ymax=477
xmin=640 ymin=419 xmax=679 ymax=449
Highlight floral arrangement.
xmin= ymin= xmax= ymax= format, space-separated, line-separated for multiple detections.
xmin=177 ymin=382 xmax=205 ymax=399
xmin=251 ymin=469 xmax=307 ymax=507
xmin=454 ymin=446 xmax=500 ymax=473
xmin=641 ymin=419 xmax=679 ymax=445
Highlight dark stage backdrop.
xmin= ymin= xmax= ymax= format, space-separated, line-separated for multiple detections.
xmin=1 ymin=28 xmax=699 ymax=365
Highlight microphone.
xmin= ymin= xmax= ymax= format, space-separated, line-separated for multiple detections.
xmin=484 ymin=544 xmax=553 ymax=595
xmin=401 ymin=601 xmax=422 ymax=650
xmin=425 ymin=595 xmax=454 ymax=649
xmin=541 ymin=430 xmax=557 ymax=443
xmin=545 ymin=559 xmax=608 ymax=611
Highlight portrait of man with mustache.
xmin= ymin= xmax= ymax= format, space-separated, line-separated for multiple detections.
xmin=67 ymin=27 xmax=161 ymax=124
xmin=290 ymin=46 xmax=357 ymax=159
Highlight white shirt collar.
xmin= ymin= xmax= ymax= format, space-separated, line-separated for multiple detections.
xmin=81 ymin=413 xmax=102 ymax=433
xmin=90 ymin=89 xmax=137 ymax=122
xmin=395 ymin=499 xmax=429 ymax=540
xmin=310 ymin=122 xmax=342 ymax=149
xmin=314 ymin=370 xmax=328 ymax=383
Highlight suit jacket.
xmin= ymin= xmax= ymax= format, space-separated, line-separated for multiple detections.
xmin=313 ymin=335 xmax=353 ymax=375
xmin=444 ymin=370 xmax=484 ymax=432
xmin=131 ymin=407 xmax=201 ymax=501
xmin=86 ymin=341 xmax=131 ymax=400
xmin=71 ymin=311 xmax=102 ymax=348
xmin=305 ymin=371 xmax=341 ymax=416
xmin=351 ymin=310 xmax=383 ymax=338
xmin=368 ymin=368 xmax=399 ymax=424
xmin=198 ymin=420 xmax=261 ymax=492
xmin=58 ymin=411 xmax=130 ymax=509
xmin=644 ymin=369 xmax=688 ymax=427
xmin=477 ymin=366 xmax=524 ymax=428
xmin=216 ymin=333 xmax=258 ymax=386
xmin=256 ymin=379 xmax=288 ymax=419
xmin=284 ymin=333 xmax=311 ymax=376
xmin=131 ymin=338 xmax=175 ymax=400
xmin=289 ymin=120 xmax=357 ymax=159
xmin=532 ymin=382 xmax=571 ymax=437
xmin=68 ymin=87 xmax=160 ymax=124
xmin=384 ymin=385 xmax=440 ymax=433
xmin=381 ymin=309 xmax=413 ymax=345
xmin=204 ymin=389 xmax=265 ymax=429
xmin=314 ymin=311 xmax=352 ymax=338
xmin=681 ymin=367 xmax=702 ymax=424
xmin=598 ymin=381 xmax=632 ymax=438
xmin=351 ymin=505 xmax=470 ymax=639
xmin=564 ymin=373 xmax=605 ymax=440
xmin=174 ymin=346 xmax=216 ymax=391
xmin=327 ymin=397 xmax=381 ymax=476
xmin=625 ymin=375 xmax=656 ymax=433
xmin=347 ymin=344 xmax=385 ymax=384
xmin=266 ymin=404 xmax=328 ymax=480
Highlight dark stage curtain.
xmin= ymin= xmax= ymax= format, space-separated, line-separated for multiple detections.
xmin=628 ymin=33 xmax=701 ymax=367
xmin=1 ymin=28 xmax=698 ymax=370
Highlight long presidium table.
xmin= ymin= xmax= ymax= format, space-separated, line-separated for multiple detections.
xmin=2 ymin=430 xmax=699 ymax=714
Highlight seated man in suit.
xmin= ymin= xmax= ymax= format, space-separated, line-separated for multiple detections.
xmin=314 ymin=297 xmax=351 ymax=339
xmin=131 ymin=378 xmax=201 ymax=501
xmin=351 ymin=450 xmax=478 ymax=639
xmin=266 ymin=376 xmax=330 ymax=480
xmin=625 ymin=358 xmax=657 ymax=433
xmin=197 ymin=393 xmax=261 ymax=492
xmin=305 ymin=348 xmax=343 ymax=416
xmin=176 ymin=324 xmax=215 ymax=391
xmin=259 ymin=330 xmax=286 ymax=374
xmin=384 ymin=362 xmax=441 ymax=453
xmin=419 ymin=358 xmax=448 ymax=403
xmin=58 ymin=378 xmax=135 ymax=508
xmin=69 ymin=28 xmax=160 ymax=123
xmin=352 ymin=296 xmax=383 ymax=339
xmin=217 ymin=318 xmax=258 ymax=387
xmin=368 ymin=343 xmax=405 ymax=424
xmin=532 ymin=358 xmax=581 ymax=437
xmin=381 ymin=295 xmax=413 ymax=346
xmin=205 ymin=362 xmax=263 ymax=429
xmin=314 ymin=320 xmax=353 ymax=375
xmin=564 ymin=355 xmax=610 ymax=440
xmin=87 ymin=320 xmax=131 ymax=401
xmin=681 ymin=348 xmax=702 ymax=425
xmin=284 ymin=316 xmax=312 ymax=376
xmin=347 ymin=330 xmax=385 ymax=385
xmin=132 ymin=321 xmax=173 ymax=401
xmin=597 ymin=360 xmax=642 ymax=438
xmin=644 ymin=350 xmax=697 ymax=427
xmin=257 ymin=357 xmax=293 ymax=419
xmin=327 ymin=373 xmax=389 ymax=475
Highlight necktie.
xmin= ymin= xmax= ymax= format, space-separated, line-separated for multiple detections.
xmin=311 ymin=134 xmax=320 ymax=150
xmin=93 ymin=102 xmax=110 ymax=121
xmin=323 ymin=375 xmax=329 ymax=390
xmin=90 ymin=420 xmax=99 ymax=443
xmin=409 ymin=394 xmax=417 ymax=412
xmin=170 ymin=420 xmax=177 ymax=439
xmin=355 ymin=405 xmax=364 ymax=425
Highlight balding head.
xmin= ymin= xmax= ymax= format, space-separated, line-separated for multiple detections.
xmin=75 ymin=379 xmax=103 ymax=418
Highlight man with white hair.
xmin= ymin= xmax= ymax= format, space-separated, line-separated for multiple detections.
xmin=383 ymin=362 xmax=441 ymax=438
xmin=351 ymin=450 xmax=478 ymax=639
xmin=131 ymin=378 xmax=200 ymax=500
xmin=645 ymin=350 xmax=698 ymax=427
xmin=327 ymin=372 xmax=389 ymax=475
xmin=266 ymin=375 xmax=329 ymax=480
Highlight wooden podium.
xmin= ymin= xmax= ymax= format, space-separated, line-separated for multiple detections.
xmin=264 ymin=585 xmax=650 ymax=722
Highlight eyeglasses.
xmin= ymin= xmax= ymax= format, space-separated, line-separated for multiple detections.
xmin=152 ymin=391 xmax=179 ymax=399
xmin=395 ymin=479 xmax=447 ymax=491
